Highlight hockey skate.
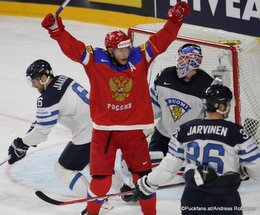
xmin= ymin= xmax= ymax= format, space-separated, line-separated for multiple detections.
xmin=81 ymin=199 xmax=114 ymax=215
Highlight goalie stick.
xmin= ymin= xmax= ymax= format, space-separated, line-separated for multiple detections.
xmin=35 ymin=181 xmax=185 ymax=206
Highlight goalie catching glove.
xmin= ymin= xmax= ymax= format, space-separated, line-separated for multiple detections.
xmin=41 ymin=13 xmax=65 ymax=37
xmin=167 ymin=1 xmax=191 ymax=23
xmin=134 ymin=175 xmax=158 ymax=200
xmin=8 ymin=138 xmax=29 ymax=165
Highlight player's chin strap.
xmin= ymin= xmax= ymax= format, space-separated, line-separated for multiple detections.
xmin=39 ymin=76 xmax=50 ymax=91
xmin=216 ymin=102 xmax=231 ymax=119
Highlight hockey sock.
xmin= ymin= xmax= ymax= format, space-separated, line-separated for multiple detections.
xmin=87 ymin=176 xmax=112 ymax=214
xmin=132 ymin=173 xmax=157 ymax=215
xmin=139 ymin=196 xmax=157 ymax=215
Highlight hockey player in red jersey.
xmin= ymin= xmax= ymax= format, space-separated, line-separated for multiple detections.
xmin=42 ymin=2 xmax=190 ymax=214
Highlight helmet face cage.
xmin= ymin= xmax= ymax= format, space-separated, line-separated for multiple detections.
xmin=202 ymin=84 xmax=233 ymax=112
xmin=176 ymin=44 xmax=203 ymax=78
xmin=26 ymin=59 xmax=54 ymax=81
xmin=105 ymin=30 xmax=132 ymax=50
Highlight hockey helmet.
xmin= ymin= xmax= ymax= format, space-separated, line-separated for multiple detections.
xmin=105 ymin=30 xmax=132 ymax=49
xmin=176 ymin=43 xmax=203 ymax=78
xmin=202 ymin=82 xmax=233 ymax=112
xmin=26 ymin=59 xmax=54 ymax=80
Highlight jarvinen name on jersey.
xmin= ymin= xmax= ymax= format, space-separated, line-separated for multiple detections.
xmin=187 ymin=125 xmax=228 ymax=136
xmin=53 ymin=75 xmax=68 ymax=90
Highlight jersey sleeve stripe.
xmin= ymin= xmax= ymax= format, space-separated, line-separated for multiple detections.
xmin=36 ymin=110 xmax=59 ymax=119
xmin=168 ymin=148 xmax=185 ymax=161
xmin=151 ymin=97 xmax=160 ymax=108
xmin=168 ymin=144 xmax=185 ymax=154
xmin=36 ymin=119 xmax=58 ymax=126
xmin=81 ymin=49 xmax=90 ymax=65
xmin=145 ymin=43 xmax=154 ymax=58
xmin=150 ymin=88 xmax=156 ymax=96
xmin=240 ymin=153 xmax=260 ymax=162
xmin=238 ymin=146 xmax=259 ymax=155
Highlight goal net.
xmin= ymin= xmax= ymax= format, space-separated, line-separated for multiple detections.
xmin=128 ymin=23 xmax=260 ymax=143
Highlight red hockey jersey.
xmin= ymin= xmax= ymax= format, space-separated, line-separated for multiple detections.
xmin=51 ymin=20 xmax=183 ymax=130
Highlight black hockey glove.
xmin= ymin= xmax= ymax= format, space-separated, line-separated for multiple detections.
xmin=134 ymin=175 xmax=158 ymax=200
xmin=120 ymin=183 xmax=138 ymax=202
xmin=8 ymin=138 xmax=29 ymax=165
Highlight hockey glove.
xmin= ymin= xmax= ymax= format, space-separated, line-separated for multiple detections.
xmin=120 ymin=183 xmax=138 ymax=202
xmin=168 ymin=1 xmax=191 ymax=23
xmin=41 ymin=13 xmax=65 ymax=37
xmin=134 ymin=175 xmax=158 ymax=200
xmin=8 ymin=138 xmax=29 ymax=165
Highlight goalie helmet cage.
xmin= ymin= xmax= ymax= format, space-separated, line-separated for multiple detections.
xmin=128 ymin=23 xmax=260 ymax=143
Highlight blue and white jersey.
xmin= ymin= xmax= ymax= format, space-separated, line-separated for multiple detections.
xmin=22 ymin=75 xmax=92 ymax=146
xmin=148 ymin=119 xmax=260 ymax=186
xmin=150 ymin=66 xmax=213 ymax=138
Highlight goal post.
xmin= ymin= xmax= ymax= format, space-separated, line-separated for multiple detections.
xmin=128 ymin=23 xmax=260 ymax=143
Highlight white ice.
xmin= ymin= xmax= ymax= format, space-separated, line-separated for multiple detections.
xmin=0 ymin=16 xmax=259 ymax=215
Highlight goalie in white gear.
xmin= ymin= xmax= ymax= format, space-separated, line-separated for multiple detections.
xmin=135 ymin=81 xmax=260 ymax=214
xmin=8 ymin=59 xmax=92 ymax=197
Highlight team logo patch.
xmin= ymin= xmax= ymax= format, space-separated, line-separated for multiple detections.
xmin=85 ymin=45 xmax=93 ymax=54
xmin=165 ymin=98 xmax=191 ymax=122
xmin=109 ymin=76 xmax=133 ymax=101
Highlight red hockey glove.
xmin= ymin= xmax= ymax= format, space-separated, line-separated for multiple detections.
xmin=41 ymin=13 xmax=65 ymax=37
xmin=167 ymin=1 xmax=191 ymax=23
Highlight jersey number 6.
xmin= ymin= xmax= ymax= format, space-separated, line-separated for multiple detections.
xmin=72 ymin=83 xmax=90 ymax=105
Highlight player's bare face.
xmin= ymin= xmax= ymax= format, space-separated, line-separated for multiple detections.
xmin=31 ymin=79 xmax=45 ymax=94
xmin=113 ymin=47 xmax=130 ymax=66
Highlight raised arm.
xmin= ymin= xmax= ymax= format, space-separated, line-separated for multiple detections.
xmin=41 ymin=13 xmax=86 ymax=63
xmin=147 ymin=1 xmax=190 ymax=59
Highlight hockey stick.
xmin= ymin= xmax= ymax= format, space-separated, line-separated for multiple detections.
xmin=35 ymin=182 xmax=185 ymax=206
xmin=0 ymin=155 xmax=11 ymax=166
xmin=36 ymin=190 xmax=135 ymax=206
xmin=56 ymin=0 xmax=71 ymax=14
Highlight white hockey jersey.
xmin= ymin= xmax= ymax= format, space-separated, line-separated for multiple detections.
xmin=22 ymin=75 xmax=92 ymax=146
xmin=148 ymin=118 xmax=260 ymax=186
xmin=150 ymin=66 xmax=213 ymax=138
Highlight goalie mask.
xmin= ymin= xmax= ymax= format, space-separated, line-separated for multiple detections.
xmin=176 ymin=43 xmax=203 ymax=78
xmin=105 ymin=30 xmax=132 ymax=50
xmin=26 ymin=59 xmax=54 ymax=81
xmin=202 ymin=81 xmax=233 ymax=117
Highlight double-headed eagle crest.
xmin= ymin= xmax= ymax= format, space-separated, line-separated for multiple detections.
xmin=109 ymin=76 xmax=133 ymax=101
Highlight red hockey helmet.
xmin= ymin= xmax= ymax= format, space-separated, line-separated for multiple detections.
xmin=105 ymin=30 xmax=131 ymax=49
